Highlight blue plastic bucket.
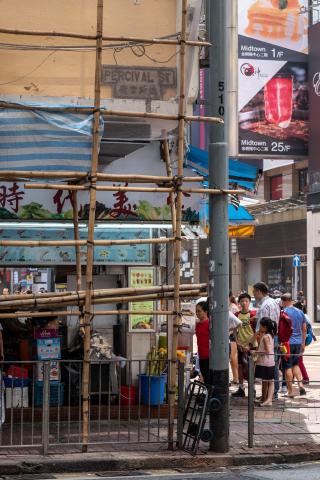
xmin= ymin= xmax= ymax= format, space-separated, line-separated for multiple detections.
xmin=138 ymin=374 xmax=166 ymax=406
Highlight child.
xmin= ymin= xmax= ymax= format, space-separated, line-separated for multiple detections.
xmin=255 ymin=317 xmax=277 ymax=407
xmin=232 ymin=292 xmax=257 ymax=398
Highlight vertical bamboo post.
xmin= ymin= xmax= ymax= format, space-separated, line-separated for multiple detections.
xmin=168 ymin=0 xmax=188 ymax=449
xmin=82 ymin=0 xmax=104 ymax=451
xmin=162 ymin=134 xmax=177 ymax=235
xmin=72 ymin=190 xmax=85 ymax=335
xmin=72 ymin=191 xmax=82 ymax=292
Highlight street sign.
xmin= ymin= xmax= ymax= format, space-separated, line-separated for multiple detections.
xmin=293 ymin=254 xmax=301 ymax=268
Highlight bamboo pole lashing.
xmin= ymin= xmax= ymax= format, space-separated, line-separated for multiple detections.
xmin=0 ymin=101 xmax=222 ymax=124
xmin=0 ymin=28 xmax=211 ymax=47
xmin=0 ymin=237 xmax=176 ymax=247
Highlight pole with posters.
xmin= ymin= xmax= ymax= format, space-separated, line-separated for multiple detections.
xmin=207 ymin=0 xmax=231 ymax=453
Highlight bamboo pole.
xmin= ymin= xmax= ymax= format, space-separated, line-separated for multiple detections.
xmin=0 ymin=170 xmax=206 ymax=183
xmin=0 ymin=283 xmax=206 ymax=308
xmin=82 ymin=0 xmax=103 ymax=452
xmin=0 ymin=289 xmax=205 ymax=312
xmin=0 ymin=28 xmax=211 ymax=47
xmin=0 ymin=309 xmax=193 ymax=318
xmin=168 ymin=0 xmax=187 ymax=450
xmin=0 ymin=237 xmax=175 ymax=247
xmin=0 ymin=101 xmax=222 ymax=124
xmin=72 ymin=190 xmax=85 ymax=334
xmin=23 ymin=182 xmax=245 ymax=195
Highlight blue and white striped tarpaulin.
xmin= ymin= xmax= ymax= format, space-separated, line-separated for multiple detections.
xmin=0 ymin=102 xmax=104 ymax=172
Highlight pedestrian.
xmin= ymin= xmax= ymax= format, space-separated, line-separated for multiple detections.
xmin=253 ymin=282 xmax=280 ymax=398
xmin=281 ymin=293 xmax=307 ymax=397
xmin=195 ymin=301 xmax=210 ymax=385
xmin=195 ymin=299 xmax=241 ymax=385
xmin=232 ymin=292 xmax=257 ymax=398
xmin=229 ymin=291 xmax=239 ymax=385
xmin=294 ymin=301 xmax=311 ymax=385
xmin=255 ymin=317 xmax=277 ymax=407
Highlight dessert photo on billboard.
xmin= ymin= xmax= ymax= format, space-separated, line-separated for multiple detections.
xmin=239 ymin=0 xmax=308 ymax=54
xmin=239 ymin=61 xmax=309 ymax=157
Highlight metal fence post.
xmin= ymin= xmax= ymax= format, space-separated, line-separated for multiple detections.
xmin=177 ymin=361 xmax=185 ymax=448
xmin=248 ymin=355 xmax=254 ymax=448
xmin=42 ymin=361 xmax=50 ymax=456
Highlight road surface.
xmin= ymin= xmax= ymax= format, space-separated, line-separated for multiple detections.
xmin=47 ymin=461 xmax=320 ymax=480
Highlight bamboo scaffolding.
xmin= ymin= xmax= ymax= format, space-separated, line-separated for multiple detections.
xmin=0 ymin=289 xmax=205 ymax=312
xmin=0 ymin=309 xmax=193 ymax=318
xmin=0 ymin=28 xmax=211 ymax=47
xmin=0 ymin=283 xmax=206 ymax=308
xmin=0 ymin=237 xmax=175 ymax=247
xmin=81 ymin=0 xmax=103 ymax=451
xmin=0 ymin=170 xmax=208 ymax=183
xmin=23 ymin=182 xmax=244 ymax=195
xmin=0 ymin=101 xmax=222 ymax=124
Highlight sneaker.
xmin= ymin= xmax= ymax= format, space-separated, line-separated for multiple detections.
xmin=300 ymin=387 xmax=306 ymax=396
xmin=231 ymin=387 xmax=245 ymax=398
xmin=302 ymin=380 xmax=309 ymax=385
xmin=281 ymin=386 xmax=287 ymax=394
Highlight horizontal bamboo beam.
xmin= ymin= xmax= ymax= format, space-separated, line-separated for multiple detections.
xmin=0 ymin=101 xmax=223 ymax=124
xmin=0 ymin=282 xmax=206 ymax=304
xmin=24 ymin=182 xmax=245 ymax=195
xmin=0 ymin=171 xmax=207 ymax=183
xmin=0 ymin=289 xmax=205 ymax=311
xmin=0 ymin=237 xmax=175 ymax=247
xmin=0 ymin=28 xmax=211 ymax=47
xmin=0 ymin=309 xmax=193 ymax=318
xmin=0 ymin=283 xmax=206 ymax=305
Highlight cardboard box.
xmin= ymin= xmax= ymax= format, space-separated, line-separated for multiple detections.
xmin=36 ymin=338 xmax=61 ymax=360
xmin=36 ymin=361 xmax=60 ymax=382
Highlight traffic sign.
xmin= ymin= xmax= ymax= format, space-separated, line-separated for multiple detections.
xmin=293 ymin=254 xmax=301 ymax=268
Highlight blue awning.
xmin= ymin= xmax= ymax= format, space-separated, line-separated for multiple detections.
xmin=186 ymin=145 xmax=260 ymax=192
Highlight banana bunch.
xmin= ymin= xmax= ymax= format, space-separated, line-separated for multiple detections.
xmin=146 ymin=347 xmax=186 ymax=375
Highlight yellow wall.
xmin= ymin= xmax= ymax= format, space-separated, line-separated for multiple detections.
xmin=0 ymin=0 xmax=179 ymax=99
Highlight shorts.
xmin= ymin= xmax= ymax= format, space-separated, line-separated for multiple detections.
xmin=255 ymin=365 xmax=275 ymax=381
xmin=282 ymin=344 xmax=302 ymax=369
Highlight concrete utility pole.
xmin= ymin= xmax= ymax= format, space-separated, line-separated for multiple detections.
xmin=207 ymin=0 xmax=231 ymax=453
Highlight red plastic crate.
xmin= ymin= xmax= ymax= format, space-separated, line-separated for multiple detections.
xmin=8 ymin=365 xmax=29 ymax=379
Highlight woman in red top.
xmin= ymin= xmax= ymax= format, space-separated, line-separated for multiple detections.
xmin=195 ymin=301 xmax=210 ymax=384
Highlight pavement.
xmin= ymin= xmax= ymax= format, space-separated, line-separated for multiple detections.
xmin=1 ymin=341 xmax=320 ymax=475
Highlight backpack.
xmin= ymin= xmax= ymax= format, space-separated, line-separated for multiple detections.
xmin=305 ymin=322 xmax=314 ymax=346
xmin=278 ymin=309 xmax=293 ymax=343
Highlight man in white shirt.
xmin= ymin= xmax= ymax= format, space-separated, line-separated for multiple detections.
xmin=253 ymin=282 xmax=280 ymax=330
xmin=253 ymin=282 xmax=280 ymax=398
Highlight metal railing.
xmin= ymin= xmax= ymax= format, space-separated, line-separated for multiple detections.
xmin=247 ymin=351 xmax=320 ymax=448
xmin=0 ymin=359 xmax=186 ymax=455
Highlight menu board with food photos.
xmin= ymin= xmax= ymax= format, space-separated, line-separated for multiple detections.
xmin=129 ymin=267 xmax=155 ymax=331
xmin=238 ymin=0 xmax=309 ymax=158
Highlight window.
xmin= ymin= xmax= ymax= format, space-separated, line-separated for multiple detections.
xmin=270 ymin=175 xmax=283 ymax=200
xmin=298 ymin=168 xmax=309 ymax=195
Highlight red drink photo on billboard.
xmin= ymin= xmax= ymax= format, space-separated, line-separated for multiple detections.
xmin=264 ymin=75 xmax=293 ymax=128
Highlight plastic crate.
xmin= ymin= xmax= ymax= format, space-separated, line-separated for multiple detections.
xmin=4 ymin=377 xmax=29 ymax=388
xmin=7 ymin=365 xmax=29 ymax=379
xmin=34 ymin=381 xmax=64 ymax=407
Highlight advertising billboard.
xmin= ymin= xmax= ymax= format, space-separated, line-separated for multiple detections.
xmin=238 ymin=0 xmax=309 ymax=158
xmin=309 ymin=21 xmax=320 ymax=191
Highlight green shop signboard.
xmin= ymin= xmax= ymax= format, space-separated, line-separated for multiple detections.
xmin=0 ymin=226 xmax=152 ymax=265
